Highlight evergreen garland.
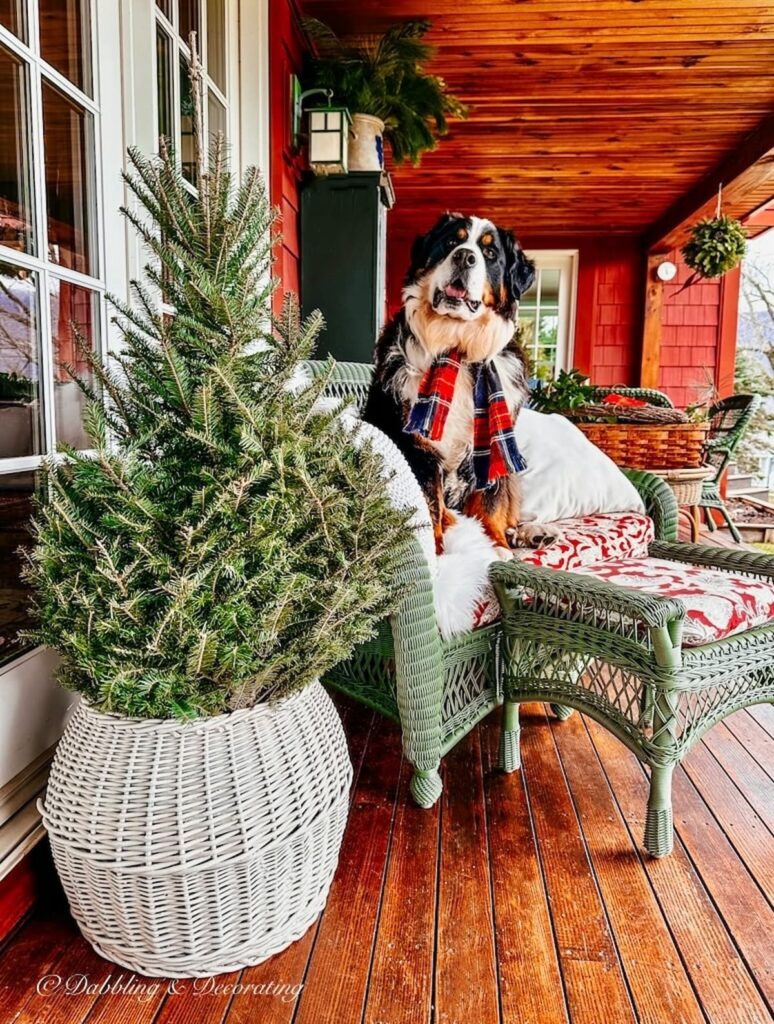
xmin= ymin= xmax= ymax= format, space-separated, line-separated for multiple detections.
xmin=681 ymin=214 xmax=747 ymax=279
xmin=22 ymin=99 xmax=412 ymax=718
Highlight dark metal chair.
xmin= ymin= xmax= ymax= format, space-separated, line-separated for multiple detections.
xmin=700 ymin=394 xmax=762 ymax=543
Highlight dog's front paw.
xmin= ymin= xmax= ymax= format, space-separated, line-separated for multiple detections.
xmin=514 ymin=523 xmax=563 ymax=549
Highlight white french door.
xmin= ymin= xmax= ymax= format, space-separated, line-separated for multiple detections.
xmin=519 ymin=250 xmax=578 ymax=381
xmin=0 ymin=0 xmax=108 ymax=667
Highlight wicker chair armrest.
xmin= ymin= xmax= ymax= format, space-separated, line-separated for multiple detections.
xmin=648 ymin=541 xmax=774 ymax=582
xmin=489 ymin=559 xmax=686 ymax=631
xmin=388 ymin=536 xmax=445 ymax=770
xmin=622 ymin=469 xmax=679 ymax=542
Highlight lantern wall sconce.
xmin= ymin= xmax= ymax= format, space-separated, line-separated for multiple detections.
xmin=291 ymin=75 xmax=352 ymax=175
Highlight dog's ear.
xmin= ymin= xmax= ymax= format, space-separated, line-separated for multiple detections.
xmin=498 ymin=228 xmax=536 ymax=308
xmin=405 ymin=212 xmax=463 ymax=283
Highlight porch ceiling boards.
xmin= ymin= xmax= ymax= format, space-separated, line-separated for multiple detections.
xmin=300 ymin=0 xmax=774 ymax=238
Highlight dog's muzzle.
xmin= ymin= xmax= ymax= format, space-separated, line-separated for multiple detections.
xmin=433 ymin=282 xmax=481 ymax=313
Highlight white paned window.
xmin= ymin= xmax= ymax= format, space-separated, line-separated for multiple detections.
xmin=0 ymin=0 xmax=105 ymax=665
xmin=154 ymin=0 xmax=229 ymax=185
xmin=519 ymin=251 xmax=578 ymax=381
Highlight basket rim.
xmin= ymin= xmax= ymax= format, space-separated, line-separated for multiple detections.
xmin=575 ymin=421 xmax=709 ymax=432
xmin=72 ymin=679 xmax=322 ymax=732
xmin=647 ymin=465 xmax=714 ymax=481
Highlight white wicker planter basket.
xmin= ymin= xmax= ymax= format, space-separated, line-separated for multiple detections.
xmin=40 ymin=681 xmax=352 ymax=977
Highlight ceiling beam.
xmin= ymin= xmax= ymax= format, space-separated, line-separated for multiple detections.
xmin=742 ymin=199 xmax=774 ymax=228
xmin=643 ymin=112 xmax=774 ymax=252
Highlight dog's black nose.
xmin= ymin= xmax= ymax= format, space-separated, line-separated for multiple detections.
xmin=453 ymin=247 xmax=477 ymax=269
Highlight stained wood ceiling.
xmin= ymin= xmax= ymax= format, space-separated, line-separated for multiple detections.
xmin=300 ymin=0 xmax=774 ymax=240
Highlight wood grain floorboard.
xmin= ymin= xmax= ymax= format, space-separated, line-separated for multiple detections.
xmin=292 ymin=715 xmax=403 ymax=1024
xmin=435 ymin=728 xmax=500 ymax=1024
xmin=362 ymin=756 xmax=440 ymax=1024
xmin=680 ymin=740 xmax=773 ymax=900
xmin=518 ymin=705 xmax=637 ymax=1024
xmin=588 ymin=716 xmax=774 ymax=1022
xmin=0 ymin=911 xmax=75 ymax=1023
xmin=480 ymin=713 xmax=569 ymax=1024
xmin=10 ymin=927 xmax=118 ymax=1024
xmin=550 ymin=709 xmax=708 ymax=1024
xmin=724 ymin=711 xmax=774 ymax=782
xmin=667 ymin=766 xmax=774 ymax=1005
xmin=225 ymin=698 xmax=375 ymax=1024
xmin=747 ymin=704 xmax=774 ymax=738
xmin=701 ymin=723 xmax=774 ymax=831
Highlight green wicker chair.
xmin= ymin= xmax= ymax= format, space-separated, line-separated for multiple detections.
xmin=491 ymin=543 xmax=774 ymax=857
xmin=306 ymin=360 xmax=679 ymax=808
xmin=699 ymin=394 xmax=762 ymax=543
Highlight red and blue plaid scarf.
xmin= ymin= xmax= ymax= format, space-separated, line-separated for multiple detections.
xmin=404 ymin=349 xmax=527 ymax=490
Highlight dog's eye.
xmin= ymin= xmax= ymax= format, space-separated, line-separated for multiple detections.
xmin=446 ymin=237 xmax=458 ymax=250
xmin=482 ymin=247 xmax=496 ymax=261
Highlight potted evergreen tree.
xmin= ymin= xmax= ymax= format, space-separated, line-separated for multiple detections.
xmin=303 ymin=18 xmax=467 ymax=170
xmin=25 ymin=73 xmax=411 ymax=977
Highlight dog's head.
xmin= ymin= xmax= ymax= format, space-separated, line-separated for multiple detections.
xmin=402 ymin=213 xmax=535 ymax=362
xmin=405 ymin=213 xmax=535 ymax=322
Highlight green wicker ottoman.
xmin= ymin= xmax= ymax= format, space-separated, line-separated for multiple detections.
xmin=491 ymin=542 xmax=774 ymax=857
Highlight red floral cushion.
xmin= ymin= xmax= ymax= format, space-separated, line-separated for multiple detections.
xmin=469 ymin=511 xmax=654 ymax=631
xmin=516 ymin=512 xmax=654 ymax=571
xmin=572 ymin=557 xmax=774 ymax=645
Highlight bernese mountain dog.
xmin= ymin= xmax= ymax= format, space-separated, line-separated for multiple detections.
xmin=363 ymin=211 xmax=559 ymax=557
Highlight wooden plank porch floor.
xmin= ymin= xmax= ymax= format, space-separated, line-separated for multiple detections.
xmin=1 ymin=699 xmax=771 ymax=1024
xmin=0 ymin=531 xmax=772 ymax=1024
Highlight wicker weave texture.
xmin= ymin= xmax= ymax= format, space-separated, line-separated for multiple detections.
xmin=491 ymin=546 xmax=774 ymax=856
xmin=306 ymin=360 xmax=681 ymax=808
xmin=40 ymin=682 xmax=352 ymax=977
xmin=576 ymin=421 xmax=710 ymax=469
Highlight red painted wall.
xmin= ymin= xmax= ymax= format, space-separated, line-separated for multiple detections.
xmin=657 ymin=249 xmax=737 ymax=407
xmin=269 ymin=0 xmax=306 ymax=310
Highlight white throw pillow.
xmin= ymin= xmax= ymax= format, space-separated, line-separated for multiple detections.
xmin=515 ymin=408 xmax=644 ymax=523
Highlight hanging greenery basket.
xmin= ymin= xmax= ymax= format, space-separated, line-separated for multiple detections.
xmin=303 ymin=18 xmax=468 ymax=166
xmin=681 ymin=214 xmax=747 ymax=279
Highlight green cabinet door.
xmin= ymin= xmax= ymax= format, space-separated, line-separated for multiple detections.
xmin=301 ymin=172 xmax=392 ymax=363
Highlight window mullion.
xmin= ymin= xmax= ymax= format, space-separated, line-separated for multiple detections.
xmin=0 ymin=23 xmax=34 ymax=62
xmin=37 ymin=58 xmax=99 ymax=115
xmin=37 ymin=266 xmax=58 ymax=457
xmin=25 ymin=2 xmax=55 ymax=455
xmin=172 ymin=37 xmax=182 ymax=173
xmin=200 ymin=0 xmax=209 ymax=140
xmin=200 ymin=0 xmax=207 ymax=74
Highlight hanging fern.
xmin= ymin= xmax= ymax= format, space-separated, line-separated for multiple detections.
xmin=681 ymin=215 xmax=747 ymax=279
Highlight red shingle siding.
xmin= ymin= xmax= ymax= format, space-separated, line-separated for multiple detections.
xmin=588 ymin=240 xmax=641 ymax=386
xmin=658 ymin=249 xmax=723 ymax=407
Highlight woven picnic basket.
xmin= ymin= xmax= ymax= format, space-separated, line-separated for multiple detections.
xmin=575 ymin=421 xmax=709 ymax=469
xmin=39 ymin=681 xmax=352 ymax=977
